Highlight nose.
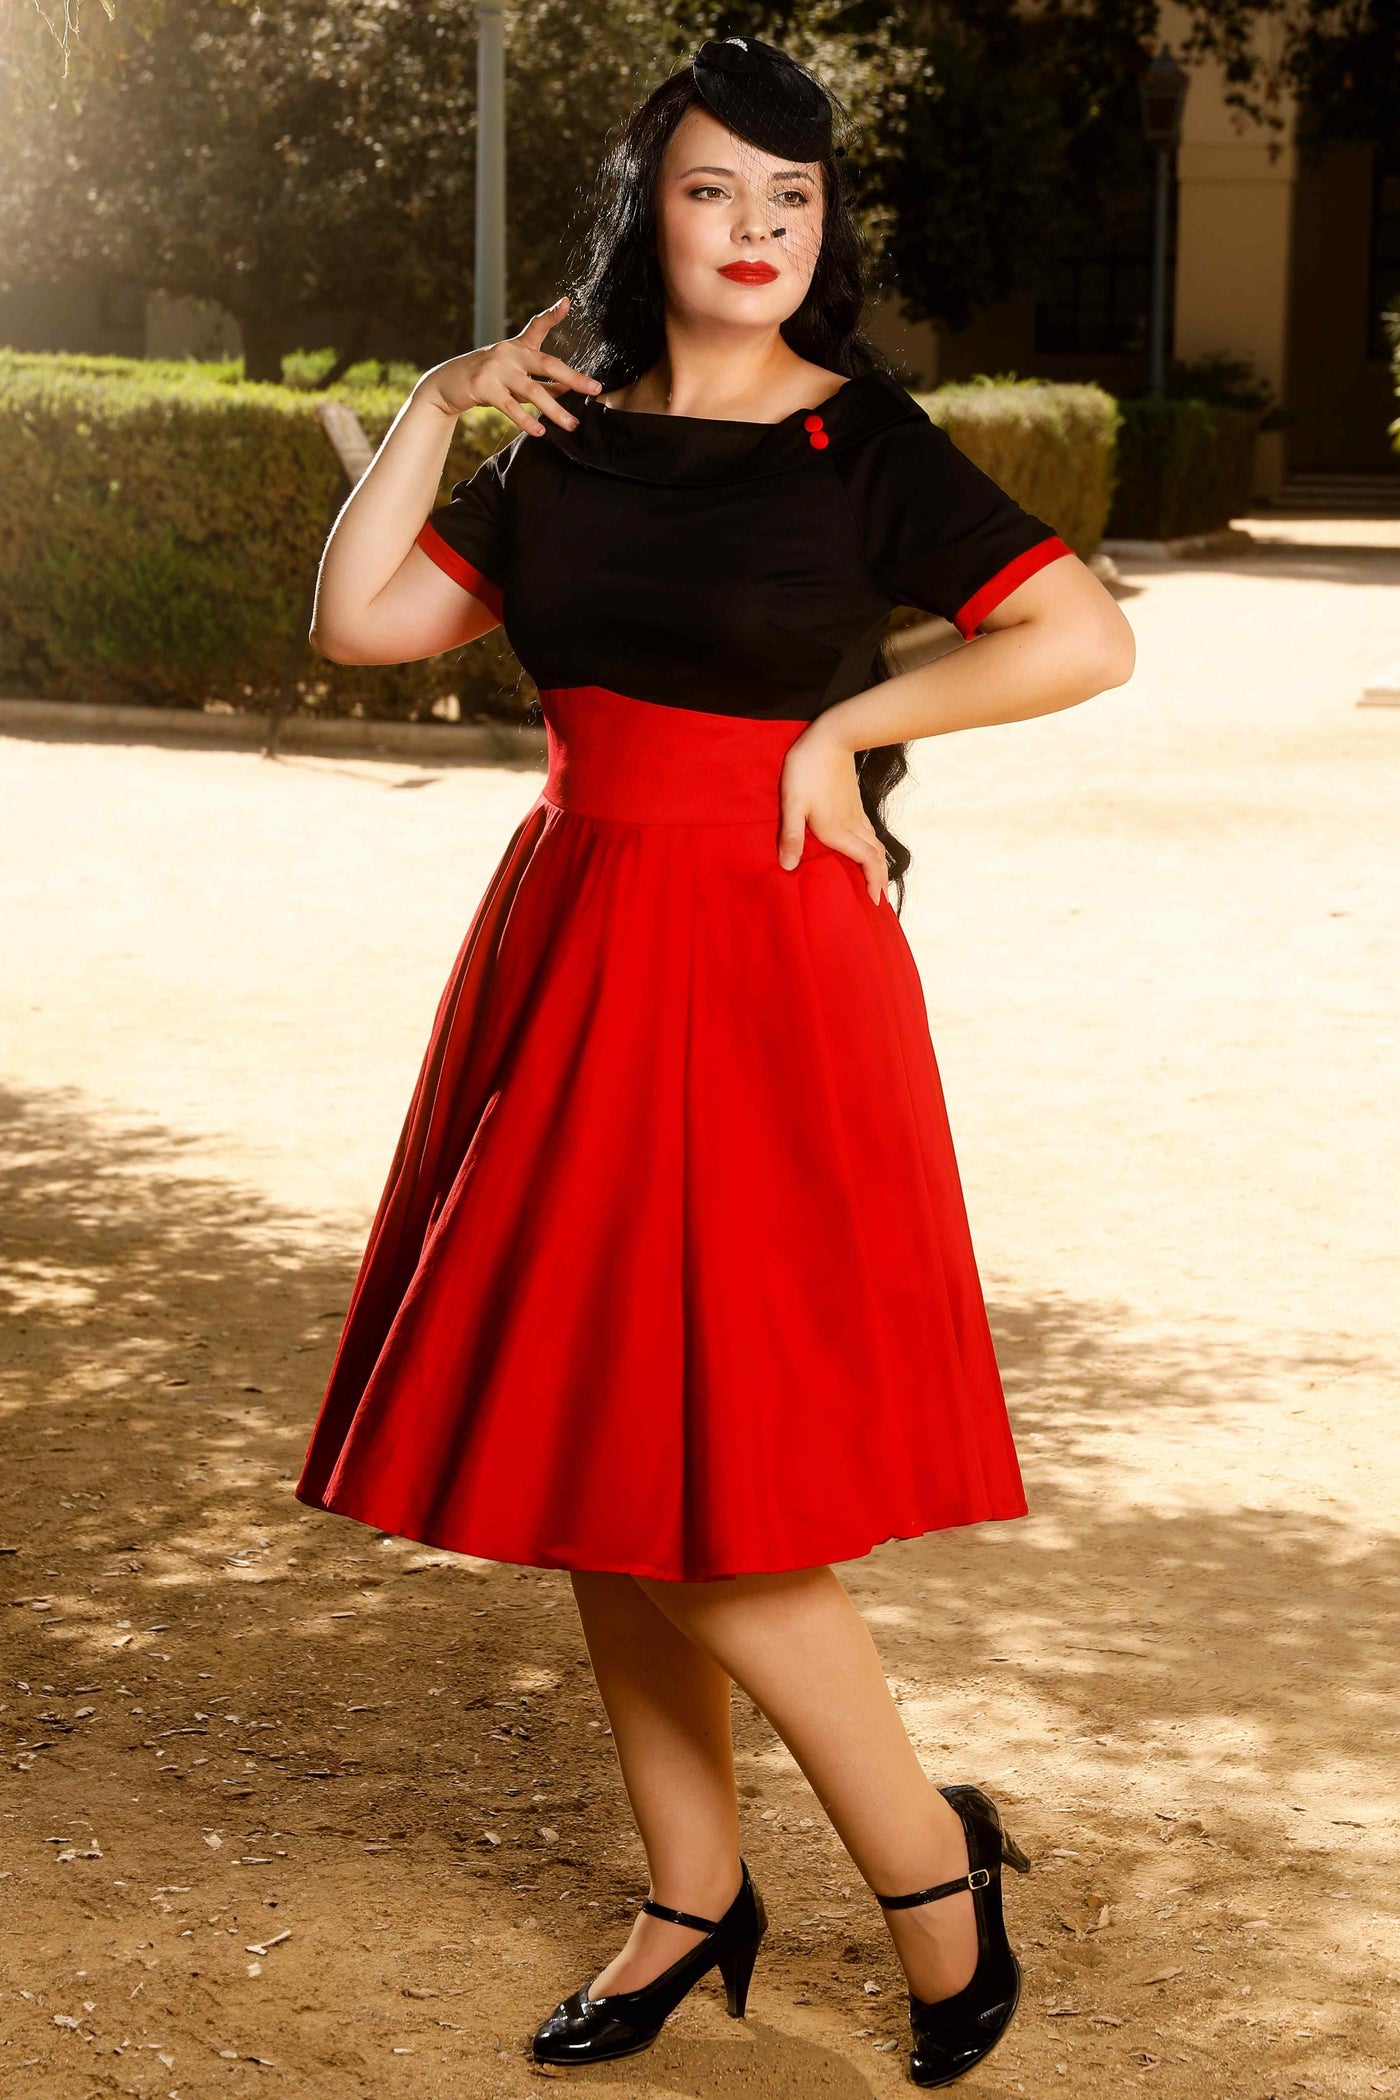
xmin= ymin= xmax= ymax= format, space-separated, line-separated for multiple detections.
xmin=734 ymin=196 xmax=783 ymax=244
xmin=737 ymin=222 xmax=785 ymax=248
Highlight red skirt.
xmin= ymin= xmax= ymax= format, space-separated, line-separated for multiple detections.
xmin=294 ymin=685 xmax=1028 ymax=1581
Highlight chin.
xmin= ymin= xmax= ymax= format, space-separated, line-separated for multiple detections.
xmin=680 ymin=279 xmax=810 ymax=331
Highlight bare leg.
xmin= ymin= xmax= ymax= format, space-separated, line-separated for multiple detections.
xmin=635 ymin=1563 xmax=979 ymax=2003
xmin=569 ymin=1570 xmax=743 ymax=1997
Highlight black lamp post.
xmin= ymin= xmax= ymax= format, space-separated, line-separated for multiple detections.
xmin=1139 ymin=45 xmax=1189 ymax=396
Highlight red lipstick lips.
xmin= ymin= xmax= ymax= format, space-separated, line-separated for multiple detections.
xmin=718 ymin=261 xmax=779 ymax=284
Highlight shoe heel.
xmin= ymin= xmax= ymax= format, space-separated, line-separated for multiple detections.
xmin=942 ymin=1781 xmax=1032 ymax=1875
xmin=717 ymin=1931 xmax=760 ymax=2018
xmin=1000 ymin=1826 xmax=1032 ymax=1874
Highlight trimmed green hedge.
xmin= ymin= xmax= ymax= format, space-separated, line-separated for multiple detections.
xmin=1107 ymin=397 xmax=1259 ymax=539
xmin=1 ymin=353 xmax=1119 ymax=719
xmin=917 ymin=378 xmax=1120 ymax=561
xmin=0 ymin=350 xmax=524 ymax=721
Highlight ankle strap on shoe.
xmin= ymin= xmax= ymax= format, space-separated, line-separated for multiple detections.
xmin=640 ymin=1896 xmax=723 ymax=1932
xmin=873 ymin=1865 xmax=994 ymax=1910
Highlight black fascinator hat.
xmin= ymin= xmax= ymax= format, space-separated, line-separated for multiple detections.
xmin=691 ymin=34 xmax=847 ymax=162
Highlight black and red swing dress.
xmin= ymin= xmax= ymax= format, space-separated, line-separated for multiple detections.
xmin=294 ymin=368 xmax=1071 ymax=1582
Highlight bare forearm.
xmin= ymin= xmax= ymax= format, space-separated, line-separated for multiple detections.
xmin=813 ymin=553 xmax=1136 ymax=752
xmin=819 ymin=613 xmax=1128 ymax=754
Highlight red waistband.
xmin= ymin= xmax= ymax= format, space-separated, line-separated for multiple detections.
xmin=539 ymin=685 xmax=811 ymax=825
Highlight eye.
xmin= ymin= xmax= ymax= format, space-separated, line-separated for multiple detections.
xmin=688 ymin=184 xmax=727 ymax=200
xmin=774 ymin=189 xmax=812 ymax=207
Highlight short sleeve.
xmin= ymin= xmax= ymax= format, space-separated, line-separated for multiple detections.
xmin=415 ymin=439 xmax=518 ymax=623
xmin=850 ymin=413 xmax=1072 ymax=638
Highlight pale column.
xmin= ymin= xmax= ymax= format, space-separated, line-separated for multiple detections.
xmin=1161 ymin=1 xmax=1296 ymax=496
xmin=474 ymin=2 xmax=508 ymax=353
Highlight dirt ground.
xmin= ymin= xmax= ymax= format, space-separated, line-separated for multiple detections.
xmin=2 ymin=516 xmax=1397 ymax=2100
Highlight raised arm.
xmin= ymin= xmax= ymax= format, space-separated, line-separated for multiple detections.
xmin=310 ymin=296 xmax=602 ymax=666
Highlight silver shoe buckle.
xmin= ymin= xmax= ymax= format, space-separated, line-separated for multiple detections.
xmin=967 ymin=1867 xmax=991 ymax=1890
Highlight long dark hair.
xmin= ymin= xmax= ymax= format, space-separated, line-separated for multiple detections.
xmin=558 ymin=59 xmax=914 ymax=916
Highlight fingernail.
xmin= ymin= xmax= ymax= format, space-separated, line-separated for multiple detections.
xmin=565 ymin=414 xmax=577 ymax=427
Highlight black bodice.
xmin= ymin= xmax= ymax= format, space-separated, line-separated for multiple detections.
xmin=416 ymin=369 xmax=1068 ymax=722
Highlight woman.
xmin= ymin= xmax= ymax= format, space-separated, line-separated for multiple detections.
xmin=294 ymin=33 xmax=1134 ymax=2089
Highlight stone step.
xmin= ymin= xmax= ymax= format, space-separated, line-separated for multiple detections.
xmin=1265 ymin=473 xmax=1400 ymax=517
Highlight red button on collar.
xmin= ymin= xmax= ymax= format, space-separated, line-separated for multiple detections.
xmin=808 ymin=430 xmax=829 ymax=449
xmin=802 ymin=413 xmax=824 ymax=431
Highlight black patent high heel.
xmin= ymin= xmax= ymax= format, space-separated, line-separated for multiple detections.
xmin=873 ymin=1784 xmax=1032 ymax=2088
xmin=529 ymin=1855 xmax=768 ymax=2066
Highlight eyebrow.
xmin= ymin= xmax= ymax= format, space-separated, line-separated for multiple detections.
xmin=676 ymin=164 xmax=816 ymax=182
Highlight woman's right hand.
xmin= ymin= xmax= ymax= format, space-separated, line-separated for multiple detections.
xmin=418 ymin=294 xmax=601 ymax=434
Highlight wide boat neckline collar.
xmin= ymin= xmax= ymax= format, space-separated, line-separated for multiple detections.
xmin=595 ymin=375 xmax=855 ymax=428
xmin=538 ymin=368 xmax=927 ymax=487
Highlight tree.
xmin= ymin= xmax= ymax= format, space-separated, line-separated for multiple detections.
xmin=1177 ymin=0 xmax=1399 ymax=148
xmin=3 ymin=1 xmax=477 ymax=378
xmin=843 ymin=0 xmax=1161 ymax=333
xmin=0 ymin=2 xmax=693 ymax=380
xmin=0 ymin=0 xmax=917 ymax=381
xmin=7 ymin=1 xmax=1392 ymax=377
xmin=840 ymin=0 xmax=1395 ymax=333
xmin=22 ymin=0 xmax=111 ymax=74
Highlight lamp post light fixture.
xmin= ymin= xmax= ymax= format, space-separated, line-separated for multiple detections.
xmin=1139 ymin=44 xmax=1189 ymax=396
xmin=474 ymin=2 xmax=508 ymax=353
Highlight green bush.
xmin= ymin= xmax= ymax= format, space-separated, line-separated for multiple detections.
xmin=915 ymin=377 xmax=1120 ymax=561
xmin=1160 ymin=353 xmax=1282 ymax=422
xmin=0 ymin=349 xmax=527 ymax=720
xmin=1107 ymin=396 xmax=1259 ymax=540
xmin=279 ymin=348 xmax=426 ymax=395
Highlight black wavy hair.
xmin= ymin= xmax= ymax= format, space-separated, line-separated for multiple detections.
xmin=557 ymin=57 xmax=915 ymax=916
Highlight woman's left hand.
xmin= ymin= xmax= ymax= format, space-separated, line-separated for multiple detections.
xmin=777 ymin=719 xmax=889 ymax=905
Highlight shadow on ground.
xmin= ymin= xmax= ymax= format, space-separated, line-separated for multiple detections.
xmin=2 ymin=1081 xmax=1395 ymax=2098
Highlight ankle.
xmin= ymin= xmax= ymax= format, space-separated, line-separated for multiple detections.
xmin=863 ymin=1789 xmax=967 ymax=1905
xmin=643 ymin=1857 xmax=743 ymax=1921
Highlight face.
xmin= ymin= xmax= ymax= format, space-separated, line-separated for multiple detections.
xmin=655 ymin=104 xmax=825 ymax=327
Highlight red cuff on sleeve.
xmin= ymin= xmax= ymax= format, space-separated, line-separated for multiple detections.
xmin=952 ymin=534 xmax=1072 ymax=639
xmin=416 ymin=521 xmax=504 ymax=622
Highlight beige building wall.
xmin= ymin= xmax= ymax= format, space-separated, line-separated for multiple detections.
xmin=1161 ymin=1 xmax=1296 ymax=494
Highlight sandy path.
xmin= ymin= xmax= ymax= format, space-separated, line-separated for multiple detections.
xmin=1 ymin=519 xmax=1397 ymax=2099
